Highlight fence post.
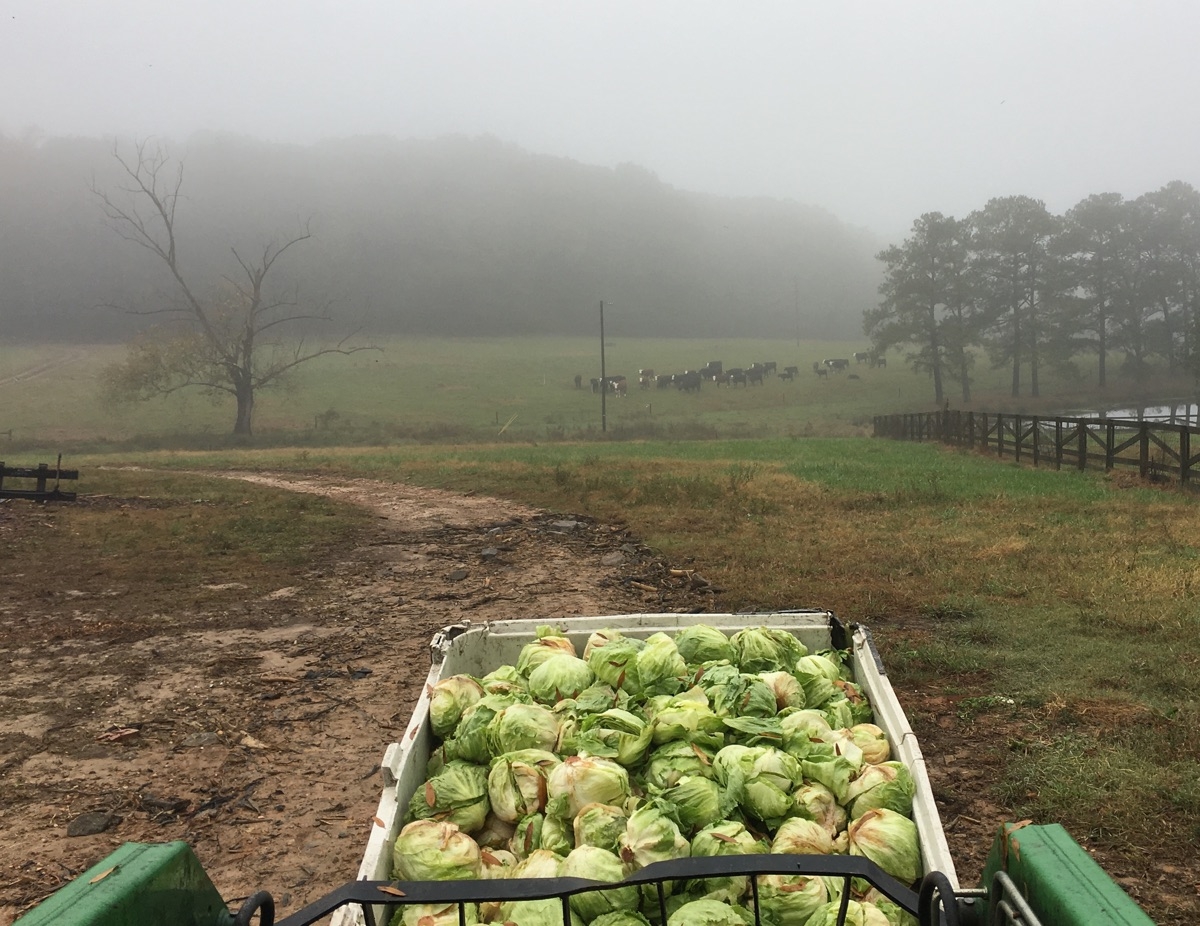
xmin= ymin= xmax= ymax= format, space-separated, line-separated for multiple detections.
xmin=967 ymin=412 xmax=975 ymax=449
xmin=1182 ymin=429 xmax=1192 ymax=484
xmin=1054 ymin=420 xmax=1062 ymax=470
xmin=1105 ymin=422 xmax=1115 ymax=471
xmin=1032 ymin=417 xmax=1040 ymax=467
xmin=997 ymin=414 xmax=1005 ymax=458
xmin=1077 ymin=421 xmax=1087 ymax=471
xmin=1014 ymin=416 xmax=1022 ymax=463
xmin=1139 ymin=423 xmax=1150 ymax=478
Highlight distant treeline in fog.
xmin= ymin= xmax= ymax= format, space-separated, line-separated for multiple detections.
xmin=0 ymin=132 xmax=880 ymax=343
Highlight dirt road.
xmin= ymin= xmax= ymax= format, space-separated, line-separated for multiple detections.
xmin=0 ymin=474 xmax=717 ymax=923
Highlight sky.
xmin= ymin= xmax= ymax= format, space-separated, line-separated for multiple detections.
xmin=4 ymin=1 xmax=1199 ymax=239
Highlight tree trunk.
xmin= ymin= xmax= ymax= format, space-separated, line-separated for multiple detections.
xmin=1098 ymin=311 xmax=1107 ymax=388
xmin=927 ymin=302 xmax=944 ymax=405
xmin=234 ymin=384 xmax=255 ymax=436
xmin=1011 ymin=309 xmax=1022 ymax=398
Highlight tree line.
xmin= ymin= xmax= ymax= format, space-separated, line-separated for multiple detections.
xmin=0 ymin=131 xmax=880 ymax=344
xmin=866 ymin=183 xmax=1200 ymax=404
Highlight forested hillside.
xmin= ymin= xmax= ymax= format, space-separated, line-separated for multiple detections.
xmin=0 ymin=132 xmax=880 ymax=343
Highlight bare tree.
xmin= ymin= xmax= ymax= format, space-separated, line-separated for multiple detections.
xmin=94 ymin=141 xmax=375 ymax=435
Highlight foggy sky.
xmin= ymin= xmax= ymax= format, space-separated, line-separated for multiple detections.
xmin=4 ymin=1 xmax=1199 ymax=238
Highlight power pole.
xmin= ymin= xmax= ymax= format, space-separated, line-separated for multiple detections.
xmin=600 ymin=300 xmax=607 ymax=433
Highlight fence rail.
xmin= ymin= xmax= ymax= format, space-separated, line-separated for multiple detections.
xmin=0 ymin=457 xmax=78 ymax=501
xmin=874 ymin=410 xmax=1200 ymax=486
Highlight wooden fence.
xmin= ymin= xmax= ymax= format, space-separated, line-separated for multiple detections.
xmin=874 ymin=410 xmax=1200 ymax=486
xmin=0 ymin=457 xmax=78 ymax=501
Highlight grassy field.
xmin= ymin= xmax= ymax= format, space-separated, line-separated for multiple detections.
xmin=5 ymin=337 xmax=1194 ymax=451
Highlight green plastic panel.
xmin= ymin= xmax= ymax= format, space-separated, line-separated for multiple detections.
xmin=983 ymin=823 xmax=1155 ymax=926
xmin=14 ymin=841 xmax=231 ymax=926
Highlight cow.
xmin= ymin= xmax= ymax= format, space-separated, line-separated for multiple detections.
xmin=590 ymin=377 xmax=601 ymax=393
xmin=784 ymin=365 xmax=800 ymax=378
xmin=870 ymin=353 xmax=887 ymax=369
xmin=700 ymin=360 xmax=723 ymax=380
xmin=761 ymin=361 xmax=777 ymax=375
xmin=656 ymin=373 xmax=673 ymax=389
xmin=574 ymin=374 xmax=583 ymax=389
xmin=727 ymin=367 xmax=747 ymax=386
xmin=603 ymin=375 xmax=628 ymax=396
xmin=823 ymin=358 xmax=850 ymax=372
xmin=747 ymin=365 xmax=765 ymax=386
xmin=812 ymin=362 xmax=828 ymax=380
xmin=778 ymin=369 xmax=795 ymax=382
xmin=675 ymin=370 xmax=703 ymax=392
xmin=712 ymin=370 xmax=730 ymax=386
xmin=638 ymin=368 xmax=656 ymax=389
xmin=853 ymin=351 xmax=870 ymax=364
xmin=847 ymin=373 xmax=861 ymax=380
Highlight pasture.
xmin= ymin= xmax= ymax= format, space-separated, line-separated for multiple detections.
xmin=4 ymin=337 xmax=1186 ymax=450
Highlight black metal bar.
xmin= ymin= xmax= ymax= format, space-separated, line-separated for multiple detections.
xmin=272 ymin=855 xmax=925 ymax=926
xmin=918 ymin=871 xmax=960 ymax=926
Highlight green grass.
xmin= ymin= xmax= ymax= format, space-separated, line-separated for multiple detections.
xmin=6 ymin=337 xmax=1192 ymax=452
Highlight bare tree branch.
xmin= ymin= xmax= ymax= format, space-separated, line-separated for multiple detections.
xmin=96 ymin=144 xmax=376 ymax=435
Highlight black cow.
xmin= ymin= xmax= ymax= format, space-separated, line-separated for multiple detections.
xmin=675 ymin=370 xmax=703 ymax=392
xmin=823 ymin=358 xmax=850 ymax=372
xmin=761 ymin=361 xmax=777 ymax=375
xmin=778 ymin=369 xmax=795 ymax=381
xmin=590 ymin=377 xmax=601 ymax=393
xmin=747 ymin=365 xmax=765 ymax=386
xmin=812 ymin=362 xmax=828 ymax=380
xmin=727 ymin=367 xmax=747 ymax=386
xmin=784 ymin=365 xmax=800 ymax=378
xmin=575 ymin=374 xmax=583 ymax=389
xmin=603 ymin=375 xmax=628 ymax=396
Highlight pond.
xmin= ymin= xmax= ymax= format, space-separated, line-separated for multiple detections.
xmin=1066 ymin=401 xmax=1200 ymax=425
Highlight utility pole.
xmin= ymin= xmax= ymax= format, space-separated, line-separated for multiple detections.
xmin=795 ymin=278 xmax=800 ymax=348
xmin=600 ymin=300 xmax=607 ymax=433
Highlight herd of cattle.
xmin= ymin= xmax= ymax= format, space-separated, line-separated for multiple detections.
xmin=578 ymin=352 xmax=885 ymax=394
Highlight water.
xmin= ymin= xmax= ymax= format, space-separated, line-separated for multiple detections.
xmin=1068 ymin=401 xmax=1200 ymax=425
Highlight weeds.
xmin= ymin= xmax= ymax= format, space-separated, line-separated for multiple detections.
xmin=920 ymin=596 xmax=982 ymax=622
xmin=726 ymin=461 xmax=760 ymax=493
xmin=956 ymin=694 xmax=1017 ymax=721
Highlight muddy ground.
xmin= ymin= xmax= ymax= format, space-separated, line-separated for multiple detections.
xmin=0 ymin=474 xmax=1179 ymax=924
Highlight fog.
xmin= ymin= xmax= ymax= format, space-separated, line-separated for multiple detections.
xmin=5 ymin=1 xmax=1199 ymax=237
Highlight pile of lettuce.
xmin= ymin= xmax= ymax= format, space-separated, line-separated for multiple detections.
xmin=392 ymin=624 xmax=921 ymax=926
